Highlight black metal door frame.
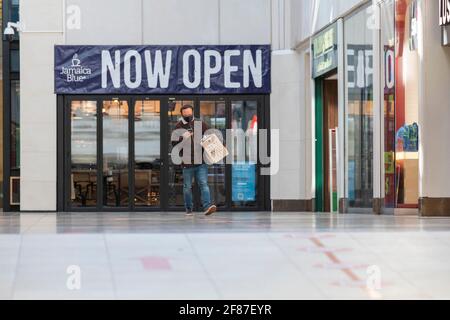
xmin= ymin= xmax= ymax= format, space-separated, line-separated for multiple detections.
xmin=58 ymin=94 xmax=271 ymax=212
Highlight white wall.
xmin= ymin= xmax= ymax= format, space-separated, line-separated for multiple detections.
xmin=65 ymin=0 xmax=272 ymax=46
xmin=291 ymin=0 xmax=368 ymax=46
xmin=20 ymin=0 xmax=64 ymax=211
xmin=270 ymin=51 xmax=305 ymax=200
xmin=419 ymin=0 xmax=450 ymax=199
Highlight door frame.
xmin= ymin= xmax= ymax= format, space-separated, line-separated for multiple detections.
xmin=314 ymin=71 xmax=339 ymax=213
xmin=57 ymin=94 xmax=271 ymax=212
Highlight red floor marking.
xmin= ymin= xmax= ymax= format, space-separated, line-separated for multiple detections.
xmin=309 ymin=237 xmax=361 ymax=283
xmin=139 ymin=256 xmax=172 ymax=271
xmin=331 ymin=279 xmax=392 ymax=289
xmin=284 ymin=234 xmax=336 ymax=240
xmin=310 ymin=237 xmax=324 ymax=247
xmin=314 ymin=262 xmax=369 ymax=270
xmin=297 ymin=246 xmax=352 ymax=253
xmin=294 ymin=236 xmax=388 ymax=298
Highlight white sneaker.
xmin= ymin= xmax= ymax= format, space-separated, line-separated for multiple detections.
xmin=204 ymin=205 xmax=217 ymax=216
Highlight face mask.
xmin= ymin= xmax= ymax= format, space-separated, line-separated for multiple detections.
xmin=183 ymin=116 xmax=193 ymax=123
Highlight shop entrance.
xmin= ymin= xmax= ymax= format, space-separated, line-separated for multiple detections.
xmin=58 ymin=95 xmax=270 ymax=212
xmin=315 ymin=74 xmax=339 ymax=213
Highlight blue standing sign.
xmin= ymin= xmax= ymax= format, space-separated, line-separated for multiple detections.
xmin=232 ymin=162 xmax=257 ymax=202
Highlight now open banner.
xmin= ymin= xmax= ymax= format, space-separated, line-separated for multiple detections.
xmin=54 ymin=45 xmax=271 ymax=95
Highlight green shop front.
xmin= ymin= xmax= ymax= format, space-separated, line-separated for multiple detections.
xmin=312 ymin=23 xmax=340 ymax=213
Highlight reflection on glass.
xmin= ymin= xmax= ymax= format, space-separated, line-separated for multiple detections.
xmin=10 ymin=80 xmax=20 ymax=171
xmin=71 ymin=101 xmax=97 ymax=207
xmin=394 ymin=0 xmax=419 ymax=207
xmin=200 ymin=101 xmax=227 ymax=208
xmin=134 ymin=100 xmax=161 ymax=207
xmin=231 ymin=100 xmax=258 ymax=208
xmin=382 ymin=0 xmax=396 ymax=208
xmin=345 ymin=7 xmax=374 ymax=209
xmin=168 ymin=100 xmax=194 ymax=208
xmin=8 ymin=0 xmax=20 ymax=41
xmin=103 ymin=100 xmax=129 ymax=207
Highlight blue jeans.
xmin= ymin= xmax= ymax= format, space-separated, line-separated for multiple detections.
xmin=183 ymin=164 xmax=212 ymax=211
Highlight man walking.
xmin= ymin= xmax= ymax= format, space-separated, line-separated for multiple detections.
xmin=172 ymin=104 xmax=217 ymax=217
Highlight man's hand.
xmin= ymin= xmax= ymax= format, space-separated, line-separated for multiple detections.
xmin=182 ymin=131 xmax=193 ymax=139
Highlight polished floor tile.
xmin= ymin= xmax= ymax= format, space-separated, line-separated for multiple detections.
xmin=1 ymin=212 xmax=450 ymax=300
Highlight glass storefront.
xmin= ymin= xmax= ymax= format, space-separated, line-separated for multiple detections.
xmin=383 ymin=0 xmax=419 ymax=210
xmin=62 ymin=95 xmax=269 ymax=212
xmin=342 ymin=0 xmax=418 ymax=212
xmin=393 ymin=0 xmax=419 ymax=208
xmin=52 ymin=44 xmax=271 ymax=213
xmin=312 ymin=0 xmax=420 ymax=213
xmin=3 ymin=0 xmax=21 ymax=210
xmin=382 ymin=0 xmax=396 ymax=208
xmin=312 ymin=23 xmax=339 ymax=213
xmin=344 ymin=6 xmax=374 ymax=209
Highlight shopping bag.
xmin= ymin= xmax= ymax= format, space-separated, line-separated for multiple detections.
xmin=201 ymin=134 xmax=229 ymax=164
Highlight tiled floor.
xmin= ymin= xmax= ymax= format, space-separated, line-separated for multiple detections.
xmin=1 ymin=212 xmax=450 ymax=300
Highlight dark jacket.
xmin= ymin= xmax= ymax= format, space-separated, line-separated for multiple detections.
xmin=172 ymin=118 xmax=209 ymax=168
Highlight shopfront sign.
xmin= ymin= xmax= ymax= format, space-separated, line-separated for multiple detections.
xmin=346 ymin=44 xmax=373 ymax=90
xmin=439 ymin=0 xmax=450 ymax=46
xmin=409 ymin=0 xmax=418 ymax=50
xmin=384 ymin=46 xmax=395 ymax=93
xmin=54 ymin=45 xmax=271 ymax=94
xmin=312 ymin=23 xmax=338 ymax=78
xmin=440 ymin=0 xmax=450 ymax=26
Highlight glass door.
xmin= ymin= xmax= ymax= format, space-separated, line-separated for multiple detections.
xmin=133 ymin=99 xmax=162 ymax=208
xmin=102 ymin=99 xmax=130 ymax=208
xmin=67 ymin=97 xmax=164 ymax=211
xmin=69 ymin=100 xmax=98 ymax=208
xmin=199 ymin=99 xmax=227 ymax=209
xmin=231 ymin=100 xmax=259 ymax=209
xmin=64 ymin=95 xmax=269 ymax=212
xmin=166 ymin=98 xmax=194 ymax=209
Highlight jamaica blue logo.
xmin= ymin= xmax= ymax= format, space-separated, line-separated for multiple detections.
xmin=60 ymin=54 xmax=92 ymax=83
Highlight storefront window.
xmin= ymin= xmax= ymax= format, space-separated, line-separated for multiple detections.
xmin=10 ymin=49 xmax=19 ymax=72
xmin=345 ymin=7 xmax=374 ymax=209
xmin=200 ymin=100 xmax=227 ymax=208
xmin=134 ymin=100 xmax=161 ymax=207
xmin=382 ymin=0 xmax=396 ymax=208
xmin=4 ymin=0 xmax=19 ymax=41
xmin=231 ymin=100 xmax=258 ymax=208
xmin=71 ymin=101 xmax=97 ymax=208
xmin=9 ymin=0 xmax=18 ymax=21
xmin=103 ymin=100 xmax=130 ymax=207
xmin=10 ymin=80 xmax=20 ymax=171
xmin=394 ymin=0 xmax=419 ymax=208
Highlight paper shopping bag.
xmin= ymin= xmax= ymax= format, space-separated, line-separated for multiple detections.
xmin=201 ymin=134 xmax=229 ymax=164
